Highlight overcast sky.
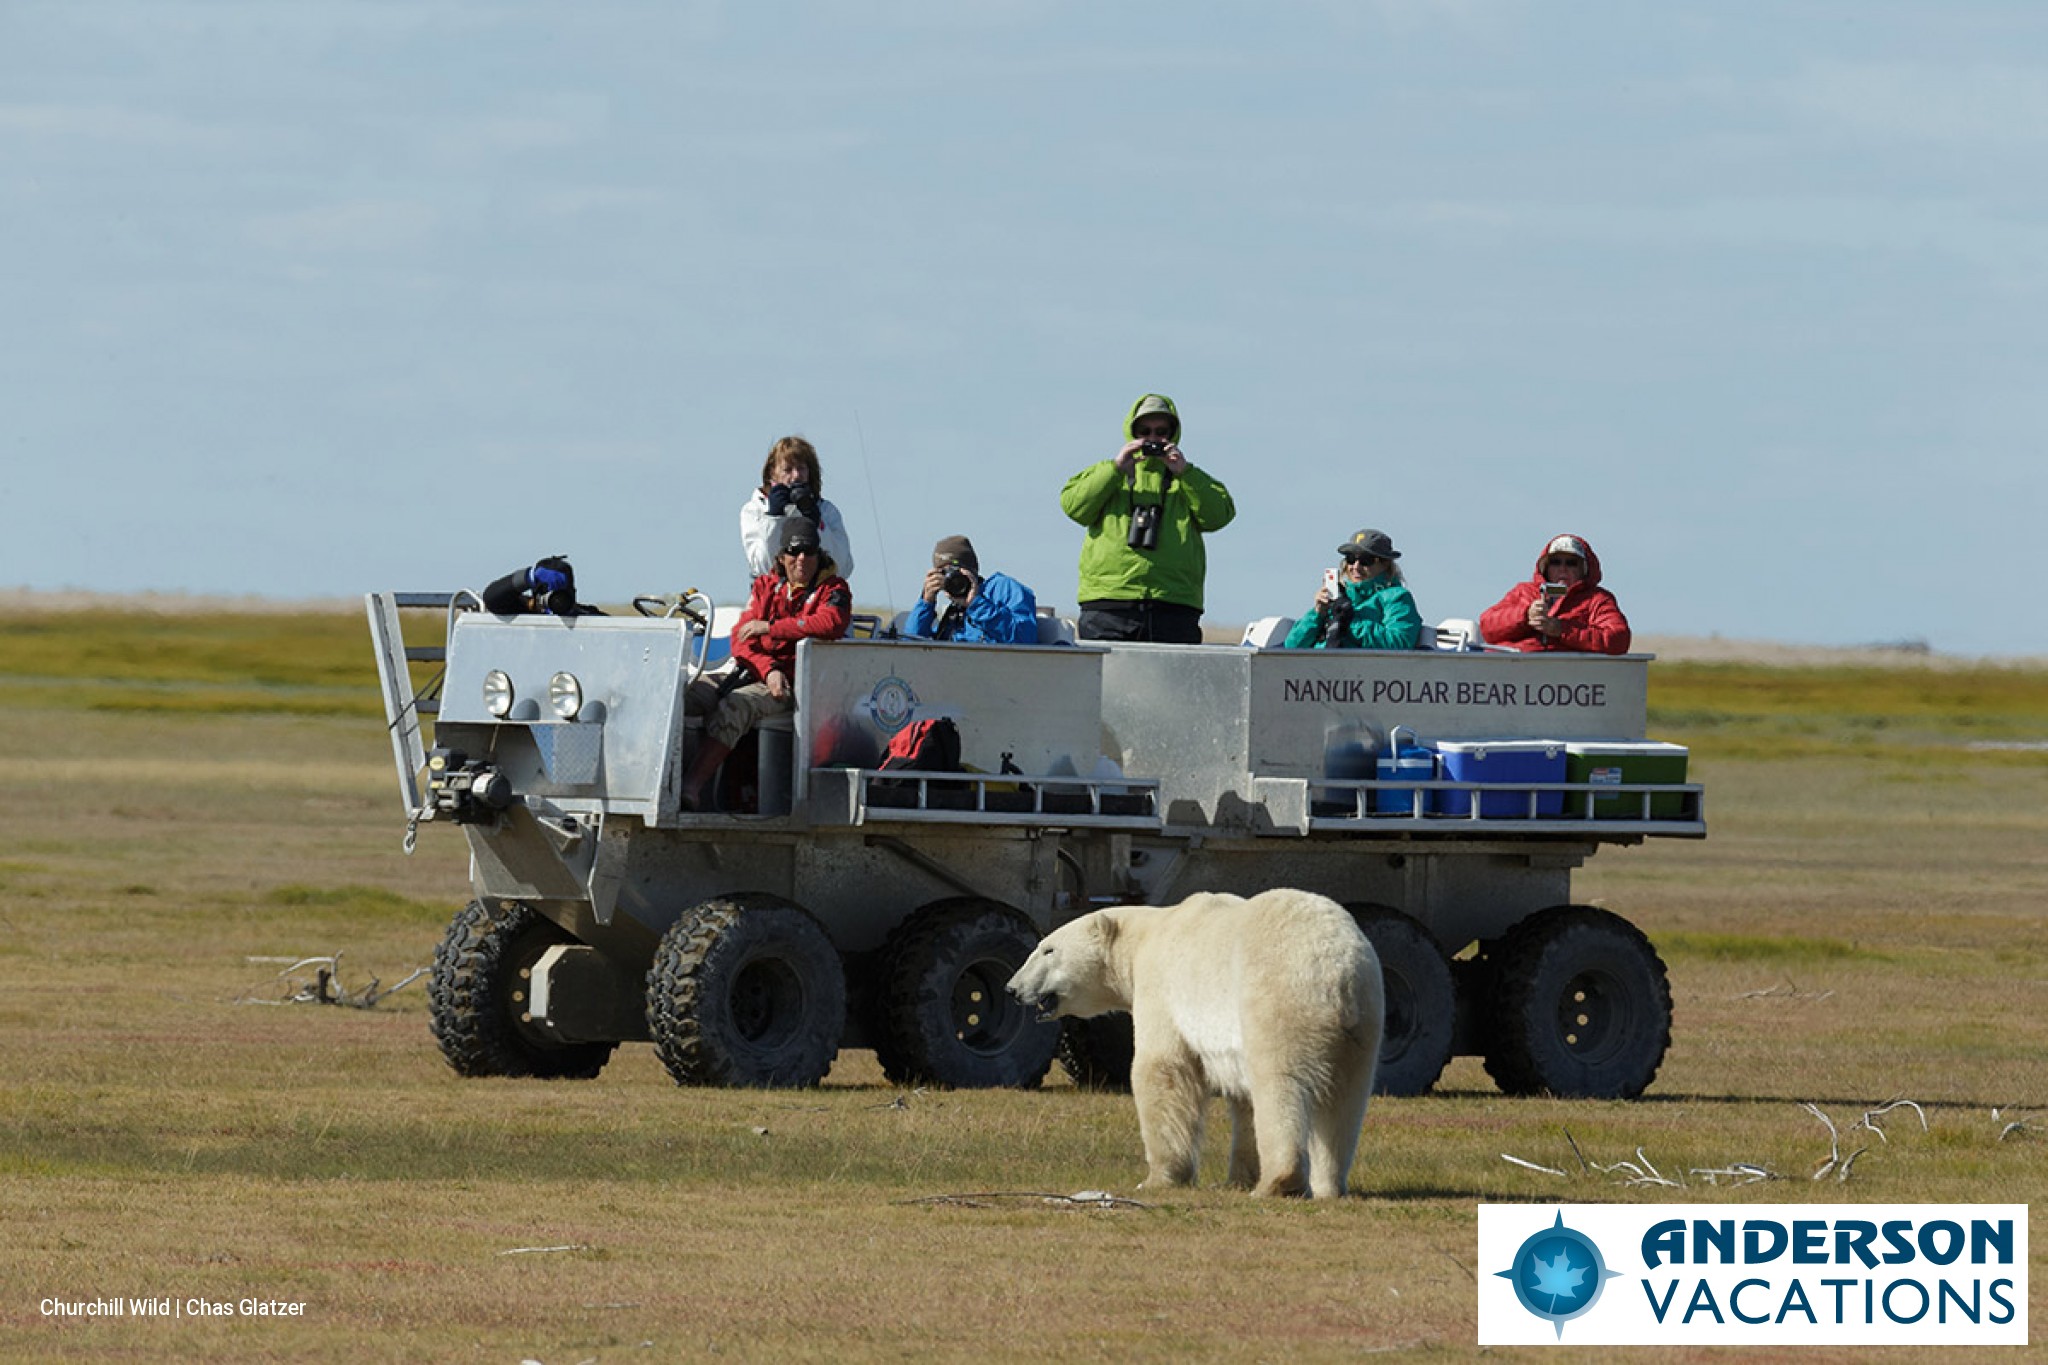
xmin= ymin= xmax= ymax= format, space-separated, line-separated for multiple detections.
xmin=8 ymin=1 xmax=2045 ymax=655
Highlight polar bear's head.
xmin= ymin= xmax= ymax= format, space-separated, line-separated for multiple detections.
xmin=1005 ymin=910 xmax=1130 ymax=1020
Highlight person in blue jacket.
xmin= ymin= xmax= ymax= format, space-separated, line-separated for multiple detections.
xmin=1284 ymin=527 xmax=1423 ymax=650
xmin=904 ymin=535 xmax=1039 ymax=644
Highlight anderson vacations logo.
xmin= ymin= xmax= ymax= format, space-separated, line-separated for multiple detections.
xmin=1478 ymin=1203 xmax=2027 ymax=1346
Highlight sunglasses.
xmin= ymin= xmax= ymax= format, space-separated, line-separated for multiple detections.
xmin=784 ymin=544 xmax=820 ymax=557
xmin=1340 ymin=553 xmax=1383 ymax=566
xmin=1545 ymin=557 xmax=1584 ymax=569
xmin=1132 ymin=424 xmax=1175 ymax=438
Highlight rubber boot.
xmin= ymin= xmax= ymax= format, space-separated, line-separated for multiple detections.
xmin=678 ymin=738 xmax=733 ymax=812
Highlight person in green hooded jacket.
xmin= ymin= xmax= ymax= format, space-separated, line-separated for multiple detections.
xmin=1060 ymin=393 xmax=1236 ymax=643
xmin=1283 ymin=527 xmax=1423 ymax=650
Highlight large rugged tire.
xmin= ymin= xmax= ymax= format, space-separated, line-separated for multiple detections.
xmin=1056 ymin=1013 xmax=1135 ymax=1092
xmin=872 ymin=899 xmax=1059 ymax=1089
xmin=645 ymin=894 xmax=846 ymax=1088
xmin=1347 ymin=903 xmax=1456 ymax=1097
xmin=1482 ymin=905 xmax=1672 ymax=1100
xmin=428 ymin=899 xmax=617 ymax=1080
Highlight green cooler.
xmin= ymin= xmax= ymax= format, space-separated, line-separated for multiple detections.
xmin=1564 ymin=741 xmax=1690 ymax=819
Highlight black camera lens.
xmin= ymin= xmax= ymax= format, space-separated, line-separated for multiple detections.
xmin=943 ymin=569 xmax=972 ymax=597
xmin=1323 ymin=597 xmax=1352 ymax=646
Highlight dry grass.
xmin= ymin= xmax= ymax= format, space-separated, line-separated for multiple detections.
xmin=1 ymin=618 xmax=2044 ymax=1361
xmin=1647 ymin=661 xmax=2048 ymax=757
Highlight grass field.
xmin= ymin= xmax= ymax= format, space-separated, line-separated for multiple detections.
xmin=1 ymin=609 xmax=2043 ymax=1361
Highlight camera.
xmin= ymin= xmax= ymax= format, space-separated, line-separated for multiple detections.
xmin=531 ymin=555 xmax=577 ymax=615
xmin=1126 ymin=501 xmax=1163 ymax=551
xmin=1139 ymin=439 xmax=1171 ymax=461
xmin=1322 ymin=593 xmax=1353 ymax=646
xmin=942 ymin=567 xmax=973 ymax=598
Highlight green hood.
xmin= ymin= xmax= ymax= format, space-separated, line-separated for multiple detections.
xmin=1123 ymin=393 xmax=1180 ymax=443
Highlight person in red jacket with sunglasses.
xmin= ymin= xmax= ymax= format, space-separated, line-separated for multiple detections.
xmin=678 ymin=516 xmax=851 ymax=810
xmin=1480 ymin=533 xmax=1632 ymax=655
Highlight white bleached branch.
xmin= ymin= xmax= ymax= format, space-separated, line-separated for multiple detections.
xmin=236 ymin=951 xmax=427 ymax=1008
xmin=1993 ymin=1106 xmax=2038 ymax=1141
xmin=1849 ymin=1098 xmax=1927 ymax=1144
xmin=1730 ymin=981 xmax=1835 ymax=1003
xmin=1803 ymin=1100 xmax=1873 ymax=1181
xmin=1689 ymin=1163 xmax=1776 ymax=1186
xmin=896 ymin=1190 xmax=1154 ymax=1210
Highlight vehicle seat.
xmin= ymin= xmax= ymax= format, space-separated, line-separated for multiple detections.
xmin=679 ymin=710 xmax=796 ymax=816
xmin=1240 ymin=615 xmax=1294 ymax=649
xmin=1427 ymin=618 xmax=1482 ymax=651
xmin=1035 ymin=610 xmax=1076 ymax=646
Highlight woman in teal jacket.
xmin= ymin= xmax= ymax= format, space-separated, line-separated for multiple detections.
xmin=1284 ymin=527 xmax=1423 ymax=650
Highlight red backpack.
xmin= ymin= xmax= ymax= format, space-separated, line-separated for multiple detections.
xmin=878 ymin=718 xmax=962 ymax=774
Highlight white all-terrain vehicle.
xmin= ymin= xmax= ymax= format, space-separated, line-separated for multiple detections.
xmin=368 ymin=590 xmax=1702 ymax=1098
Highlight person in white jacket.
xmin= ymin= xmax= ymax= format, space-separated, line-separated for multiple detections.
xmin=739 ymin=435 xmax=855 ymax=582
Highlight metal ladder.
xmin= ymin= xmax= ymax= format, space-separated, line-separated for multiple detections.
xmin=364 ymin=591 xmax=458 ymax=815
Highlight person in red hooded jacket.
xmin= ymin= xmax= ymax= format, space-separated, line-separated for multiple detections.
xmin=1480 ymin=533 xmax=1632 ymax=655
xmin=678 ymin=516 xmax=851 ymax=810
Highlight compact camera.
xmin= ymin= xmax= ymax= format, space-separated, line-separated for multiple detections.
xmin=1138 ymin=439 xmax=1171 ymax=461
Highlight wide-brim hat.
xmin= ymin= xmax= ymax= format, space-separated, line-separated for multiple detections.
xmin=1338 ymin=527 xmax=1400 ymax=560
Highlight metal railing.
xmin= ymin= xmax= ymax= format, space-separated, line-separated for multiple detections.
xmin=843 ymin=769 xmax=1162 ymax=828
xmin=1304 ymin=777 xmax=1705 ymax=836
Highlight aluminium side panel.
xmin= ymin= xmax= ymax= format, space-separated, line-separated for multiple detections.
xmin=1246 ymin=649 xmax=1652 ymax=786
xmin=794 ymin=637 xmax=1110 ymax=805
xmin=439 ymin=613 xmax=692 ymax=818
xmin=1098 ymin=645 xmax=1260 ymax=831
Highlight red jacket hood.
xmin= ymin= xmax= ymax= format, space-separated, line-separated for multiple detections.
xmin=1529 ymin=533 xmax=1605 ymax=591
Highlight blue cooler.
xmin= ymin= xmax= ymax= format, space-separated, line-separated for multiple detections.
xmin=1373 ymin=726 xmax=1436 ymax=815
xmin=1435 ymin=739 xmax=1565 ymax=818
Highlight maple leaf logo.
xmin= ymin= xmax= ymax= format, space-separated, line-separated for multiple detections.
xmin=1494 ymin=1212 xmax=1619 ymax=1338
xmin=1526 ymin=1248 xmax=1588 ymax=1310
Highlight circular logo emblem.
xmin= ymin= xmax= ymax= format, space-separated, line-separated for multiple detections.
xmin=866 ymin=675 xmax=918 ymax=734
xmin=1495 ymin=1213 xmax=1619 ymax=1337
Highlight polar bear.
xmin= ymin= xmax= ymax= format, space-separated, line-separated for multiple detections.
xmin=1007 ymin=889 xmax=1383 ymax=1199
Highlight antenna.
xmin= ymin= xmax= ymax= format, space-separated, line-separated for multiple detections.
xmin=852 ymin=410 xmax=897 ymax=619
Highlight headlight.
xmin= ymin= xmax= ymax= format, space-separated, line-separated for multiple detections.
xmin=482 ymin=669 xmax=515 ymax=719
xmin=548 ymin=671 xmax=583 ymax=720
